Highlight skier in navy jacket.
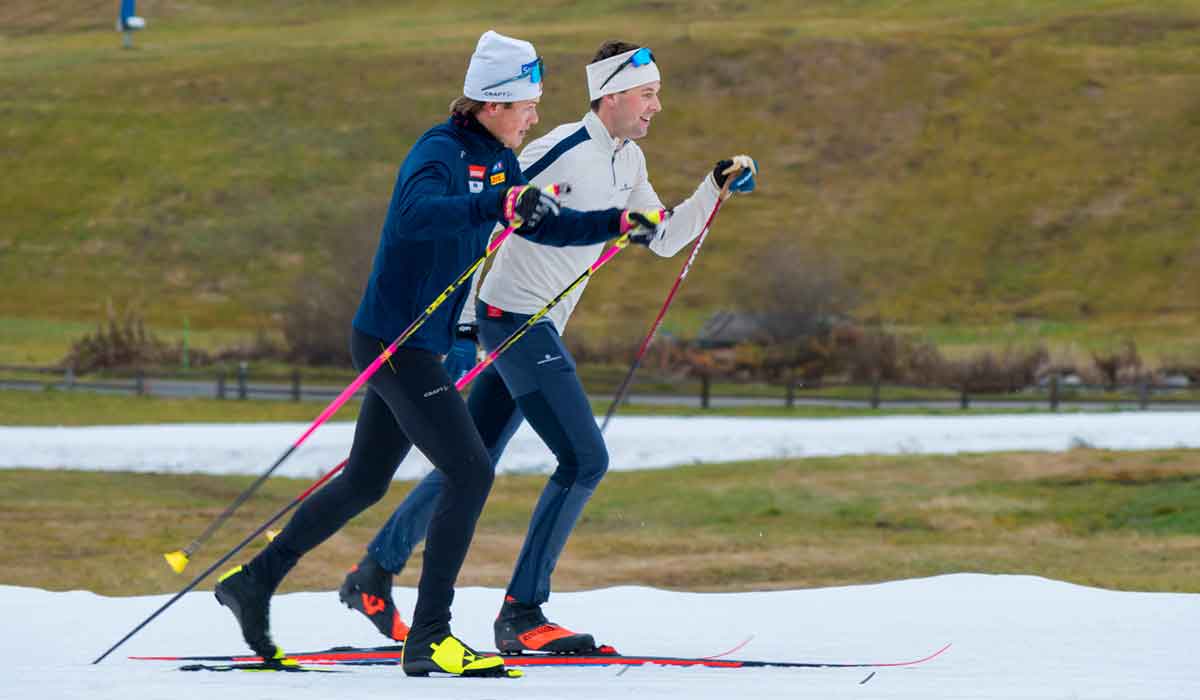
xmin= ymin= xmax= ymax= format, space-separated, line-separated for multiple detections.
xmin=213 ymin=30 xmax=666 ymax=678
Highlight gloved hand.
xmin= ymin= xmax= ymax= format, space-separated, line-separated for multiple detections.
xmin=501 ymin=183 xmax=567 ymax=231
xmin=619 ymin=208 xmax=668 ymax=247
xmin=442 ymin=323 xmax=479 ymax=382
xmin=712 ymin=155 xmax=758 ymax=193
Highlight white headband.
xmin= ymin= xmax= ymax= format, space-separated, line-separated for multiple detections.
xmin=586 ymin=48 xmax=661 ymax=101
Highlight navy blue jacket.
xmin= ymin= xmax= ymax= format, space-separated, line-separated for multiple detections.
xmin=353 ymin=114 xmax=622 ymax=354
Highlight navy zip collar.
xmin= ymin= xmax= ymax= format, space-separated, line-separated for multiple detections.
xmin=449 ymin=113 xmax=505 ymax=154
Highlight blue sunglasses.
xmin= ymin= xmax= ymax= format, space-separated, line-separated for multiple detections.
xmin=598 ymin=47 xmax=654 ymax=91
xmin=481 ymin=57 xmax=544 ymax=92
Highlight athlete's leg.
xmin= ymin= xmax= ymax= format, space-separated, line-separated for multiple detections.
xmin=367 ymin=362 xmax=524 ymax=572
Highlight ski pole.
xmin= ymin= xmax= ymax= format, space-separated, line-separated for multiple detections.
xmin=161 ymin=184 xmax=564 ymax=575
xmin=100 ymin=185 xmax=568 ymax=663
xmin=599 ymin=176 xmax=738 ymax=433
xmin=93 ymin=459 xmax=348 ymax=664
xmin=456 ymin=223 xmax=650 ymax=388
xmin=105 ymin=225 xmax=631 ymax=663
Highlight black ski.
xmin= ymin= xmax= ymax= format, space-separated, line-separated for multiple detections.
xmin=133 ymin=641 xmax=951 ymax=671
xmin=180 ymin=661 xmax=341 ymax=673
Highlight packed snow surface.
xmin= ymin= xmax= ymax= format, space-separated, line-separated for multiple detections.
xmin=3 ymin=412 xmax=1197 ymax=479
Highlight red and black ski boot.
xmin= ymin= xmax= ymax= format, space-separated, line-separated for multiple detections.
xmin=338 ymin=556 xmax=409 ymax=641
xmin=494 ymin=596 xmax=597 ymax=654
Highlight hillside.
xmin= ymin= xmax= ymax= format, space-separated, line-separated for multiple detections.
xmin=2 ymin=1 xmax=1198 ymax=361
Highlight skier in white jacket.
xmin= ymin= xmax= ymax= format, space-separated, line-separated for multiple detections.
xmin=339 ymin=40 xmax=758 ymax=654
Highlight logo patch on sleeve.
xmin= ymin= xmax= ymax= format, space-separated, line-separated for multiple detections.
xmin=468 ymin=165 xmax=486 ymax=179
xmin=490 ymin=172 xmax=506 ymax=185
xmin=469 ymin=181 xmax=484 ymax=193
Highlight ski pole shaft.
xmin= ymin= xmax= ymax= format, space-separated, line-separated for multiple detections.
xmin=93 ymin=458 xmax=348 ymax=664
xmin=456 ymin=234 xmax=632 ymax=389
xmin=599 ymin=179 xmax=735 ymax=433
xmin=162 ymin=199 xmax=549 ymax=571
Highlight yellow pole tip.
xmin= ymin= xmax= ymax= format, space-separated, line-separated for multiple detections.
xmin=265 ymin=530 xmax=279 ymax=542
xmin=163 ymin=550 xmax=189 ymax=574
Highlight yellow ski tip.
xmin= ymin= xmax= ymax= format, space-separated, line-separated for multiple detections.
xmin=506 ymin=668 xmax=524 ymax=678
xmin=265 ymin=529 xmax=279 ymax=542
xmin=164 ymin=550 xmax=189 ymax=574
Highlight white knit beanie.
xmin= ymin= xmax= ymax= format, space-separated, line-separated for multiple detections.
xmin=464 ymin=30 xmax=543 ymax=102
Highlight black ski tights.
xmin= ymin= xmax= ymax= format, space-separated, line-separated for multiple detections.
xmin=250 ymin=328 xmax=494 ymax=634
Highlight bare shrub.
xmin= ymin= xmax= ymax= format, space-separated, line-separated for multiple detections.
xmin=65 ymin=302 xmax=173 ymax=373
xmin=731 ymin=240 xmax=860 ymax=381
xmin=1090 ymin=340 xmax=1141 ymax=389
xmin=944 ymin=346 xmax=1050 ymax=393
xmin=63 ymin=302 xmax=289 ymax=372
xmin=842 ymin=324 xmax=901 ymax=382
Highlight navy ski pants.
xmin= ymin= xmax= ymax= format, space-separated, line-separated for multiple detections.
xmin=369 ymin=301 xmax=608 ymax=606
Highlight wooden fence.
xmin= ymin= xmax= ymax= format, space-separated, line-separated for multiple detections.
xmin=2 ymin=364 xmax=1197 ymax=411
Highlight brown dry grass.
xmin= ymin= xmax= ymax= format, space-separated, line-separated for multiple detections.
xmin=3 ymin=447 xmax=1200 ymax=599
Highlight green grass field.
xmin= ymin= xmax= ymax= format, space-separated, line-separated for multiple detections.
xmin=2 ymin=1 xmax=1199 ymax=365
xmin=3 ymin=447 xmax=1198 ymax=596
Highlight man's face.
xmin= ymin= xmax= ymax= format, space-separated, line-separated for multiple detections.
xmin=485 ymin=98 xmax=540 ymax=149
xmin=606 ymin=81 xmax=662 ymax=140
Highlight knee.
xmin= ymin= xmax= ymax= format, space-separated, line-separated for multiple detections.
xmin=555 ymin=440 xmax=608 ymax=491
xmin=345 ymin=472 xmax=392 ymax=510
xmin=445 ymin=447 xmax=495 ymax=499
xmin=577 ymin=444 xmax=608 ymax=490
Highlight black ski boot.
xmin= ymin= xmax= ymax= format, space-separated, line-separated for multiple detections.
xmin=338 ymin=556 xmax=409 ymax=641
xmin=494 ymin=596 xmax=596 ymax=654
xmin=214 ymin=564 xmax=283 ymax=662
xmin=401 ymin=625 xmax=515 ymax=677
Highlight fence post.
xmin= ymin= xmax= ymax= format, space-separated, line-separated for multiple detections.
xmin=217 ymin=370 xmax=226 ymax=400
xmin=237 ymin=362 xmax=248 ymax=400
xmin=785 ymin=374 xmax=796 ymax=409
xmin=700 ymin=375 xmax=711 ymax=410
xmin=870 ymin=377 xmax=881 ymax=410
xmin=292 ymin=369 xmax=302 ymax=402
xmin=959 ymin=384 xmax=969 ymax=410
xmin=1049 ymin=375 xmax=1060 ymax=412
xmin=135 ymin=369 xmax=145 ymax=396
xmin=1138 ymin=378 xmax=1150 ymax=410
xmin=64 ymin=364 xmax=75 ymax=390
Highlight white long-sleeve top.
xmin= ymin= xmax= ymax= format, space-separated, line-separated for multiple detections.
xmin=461 ymin=110 xmax=721 ymax=333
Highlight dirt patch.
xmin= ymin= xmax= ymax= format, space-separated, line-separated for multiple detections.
xmin=1045 ymin=13 xmax=1200 ymax=47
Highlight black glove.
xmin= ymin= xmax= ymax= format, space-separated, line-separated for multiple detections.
xmin=619 ymin=209 xmax=668 ymax=247
xmin=502 ymin=184 xmax=563 ymax=231
xmin=711 ymin=154 xmax=758 ymax=192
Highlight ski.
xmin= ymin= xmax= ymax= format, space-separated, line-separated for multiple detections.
xmin=179 ymin=661 xmax=341 ymax=673
xmin=133 ymin=641 xmax=951 ymax=671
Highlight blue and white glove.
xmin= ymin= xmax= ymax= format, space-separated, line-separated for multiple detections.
xmin=712 ymin=155 xmax=758 ymax=193
xmin=443 ymin=323 xmax=479 ymax=382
